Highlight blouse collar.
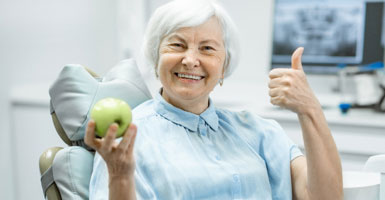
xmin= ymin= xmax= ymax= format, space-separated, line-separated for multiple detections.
xmin=153 ymin=90 xmax=219 ymax=133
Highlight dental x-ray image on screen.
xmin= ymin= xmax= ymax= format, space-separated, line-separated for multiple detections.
xmin=272 ymin=0 xmax=365 ymax=65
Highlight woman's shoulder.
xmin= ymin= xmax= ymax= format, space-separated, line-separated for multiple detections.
xmin=215 ymin=107 xmax=281 ymax=130
xmin=132 ymin=99 xmax=157 ymax=121
xmin=215 ymin=107 xmax=290 ymax=150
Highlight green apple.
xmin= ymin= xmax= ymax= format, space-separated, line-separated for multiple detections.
xmin=90 ymin=97 xmax=132 ymax=138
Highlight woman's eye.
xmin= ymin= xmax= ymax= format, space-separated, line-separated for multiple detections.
xmin=202 ymin=46 xmax=215 ymax=51
xmin=170 ymin=43 xmax=184 ymax=48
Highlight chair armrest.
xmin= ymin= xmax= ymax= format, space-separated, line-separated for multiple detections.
xmin=39 ymin=147 xmax=63 ymax=200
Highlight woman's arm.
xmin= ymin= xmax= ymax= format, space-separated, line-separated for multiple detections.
xmin=268 ymin=47 xmax=343 ymax=200
xmin=109 ymin=175 xmax=136 ymax=200
xmin=85 ymin=121 xmax=137 ymax=200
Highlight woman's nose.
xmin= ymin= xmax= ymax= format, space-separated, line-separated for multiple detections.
xmin=181 ymin=48 xmax=200 ymax=68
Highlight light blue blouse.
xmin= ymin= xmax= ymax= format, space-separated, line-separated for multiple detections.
xmin=89 ymin=92 xmax=303 ymax=200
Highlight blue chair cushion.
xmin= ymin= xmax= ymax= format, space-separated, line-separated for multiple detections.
xmin=49 ymin=59 xmax=152 ymax=142
xmin=52 ymin=147 xmax=93 ymax=200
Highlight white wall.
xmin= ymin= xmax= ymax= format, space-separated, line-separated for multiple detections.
xmin=1 ymin=1 xmax=15 ymax=199
xmin=0 ymin=0 xmax=121 ymax=199
xmin=0 ymin=37 xmax=14 ymax=200
xmin=2 ymin=0 xmax=120 ymax=89
xmin=11 ymin=104 xmax=68 ymax=200
xmin=221 ymin=0 xmax=274 ymax=84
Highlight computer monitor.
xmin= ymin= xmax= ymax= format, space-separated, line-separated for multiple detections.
xmin=271 ymin=0 xmax=384 ymax=74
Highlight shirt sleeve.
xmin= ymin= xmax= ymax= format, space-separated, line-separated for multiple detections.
xmin=89 ymin=141 xmax=157 ymax=200
xmin=89 ymin=152 xmax=109 ymax=200
xmin=259 ymin=117 xmax=303 ymax=200
xmin=233 ymin=110 xmax=303 ymax=200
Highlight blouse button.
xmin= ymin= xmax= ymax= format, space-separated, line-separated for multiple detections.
xmin=233 ymin=174 xmax=240 ymax=182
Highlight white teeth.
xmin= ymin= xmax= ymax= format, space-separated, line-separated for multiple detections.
xmin=177 ymin=73 xmax=202 ymax=80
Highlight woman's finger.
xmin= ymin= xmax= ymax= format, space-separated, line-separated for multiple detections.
xmin=291 ymin=47 xmax=304 ymax=71
xmin=269 ymin=68 xmax=291 ymax=79
xmin=127 ymin=124 xmax=137 ymax=155
xmin=270 ymin=96 xmax=286 ymax=106
xmin=84 ymin=120 xmax=100 ymax=149
xmin=118 ymin=123 xmax=137 ymax=152
xmin=268 ymin=88 xmax=280 ymax=97
xmin=268 ymin=78 xmax=279 ymax=89
xmin=102 ymin=123 xmax=118 ymax=152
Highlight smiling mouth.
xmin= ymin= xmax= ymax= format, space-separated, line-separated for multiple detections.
xmin=175 ymin=72 xmax=204 ymax=80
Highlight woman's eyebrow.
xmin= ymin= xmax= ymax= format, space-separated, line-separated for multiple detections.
xmin=167 ymin=34 xmax=186 ymax=42
xmin=167 ymin=33 xmax=222 ymax=47
xmin=200 ymin=39 xmax=222 ymax=47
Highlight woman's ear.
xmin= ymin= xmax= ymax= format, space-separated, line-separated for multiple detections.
xmin=219 ymin=68 xmax=225 ymax=86
xmin=221 ymin=66 xmax=226 ymax=79
xmin=154 ymin=61 xmax=160 ymax=78
xmin=155 ymin=67 xmax=159 ymax=78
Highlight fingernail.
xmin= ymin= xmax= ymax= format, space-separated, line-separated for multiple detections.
xmin=129 ymin=125 xmax=135 ymax=132
xmin=111 ymin=123 xmax=118 ymax=131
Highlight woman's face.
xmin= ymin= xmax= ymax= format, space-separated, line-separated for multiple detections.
xmin=158 ymin=17 xmax=226 ymax=111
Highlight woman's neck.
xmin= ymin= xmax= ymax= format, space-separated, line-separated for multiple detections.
xmin=161 ymin=90 xmax=209 ymax=115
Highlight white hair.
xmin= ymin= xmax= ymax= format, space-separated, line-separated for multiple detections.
xmin=142 ymin=0 xmax=240 ymax=78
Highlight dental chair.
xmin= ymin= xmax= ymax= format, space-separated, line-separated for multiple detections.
xmin=39 ymin=59 xmax=152 ymax=200
xmin=362 ymin=155 xmax=385 ymax=200
xmin=343 ymin=155 xmax=385 ymax=200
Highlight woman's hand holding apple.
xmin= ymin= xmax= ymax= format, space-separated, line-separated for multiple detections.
xmin=85 ymin=120 xmax=137 ymax=177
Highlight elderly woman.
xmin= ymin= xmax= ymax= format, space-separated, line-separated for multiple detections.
xmin=85 ymin=0 xmax=343 ymax=199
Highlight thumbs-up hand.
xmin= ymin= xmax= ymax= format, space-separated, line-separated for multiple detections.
xmin=268 ymin=47 xmax=321 ymax=115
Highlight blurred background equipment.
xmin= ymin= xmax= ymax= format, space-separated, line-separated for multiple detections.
xmin=338 ymin=62 xmax=385 ymax=112
xmin=271 ymin=0 xmax=384 ymax=74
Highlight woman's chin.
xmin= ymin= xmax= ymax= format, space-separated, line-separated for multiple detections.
xmin=170 ymin=88 xmax=207 ymax=101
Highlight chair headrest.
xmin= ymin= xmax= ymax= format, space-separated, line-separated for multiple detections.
xmin=49 ymin=59 xmax=152 ymax=144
